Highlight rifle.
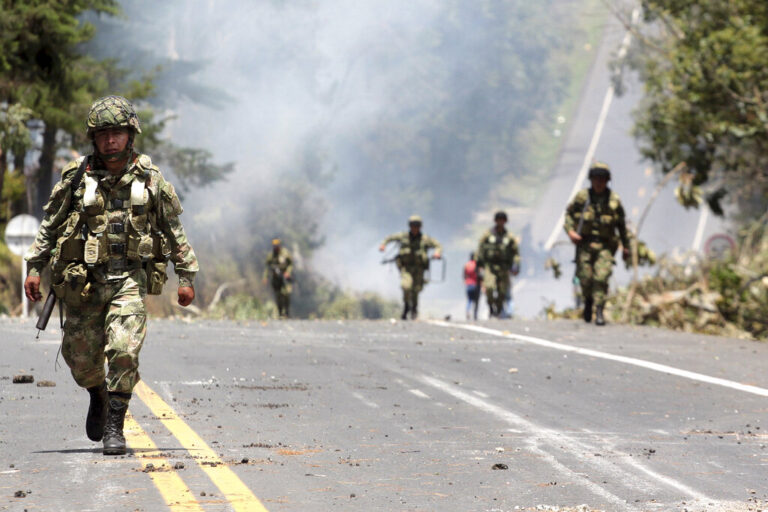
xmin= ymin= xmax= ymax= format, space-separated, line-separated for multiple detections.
xmin=35 ymin=156 xmax=89 ymax=335
xmin=271 ymin=264 xmax=285 ymax=285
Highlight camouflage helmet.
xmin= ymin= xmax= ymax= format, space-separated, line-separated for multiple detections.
xmin=588 ymin=161 xmax=611 ymax=180
xmin=86 ymin=95 xmax=141 ymax=137
xmin=494 ymin=210 xmax=507 ymax=221
xmin=408 ymin=214 xmax=423 ymax=226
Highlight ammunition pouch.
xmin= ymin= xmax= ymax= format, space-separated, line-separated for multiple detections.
xmin=146 ymin=260 xmax=168 ymax=295
xmin=53 ymin=212 xmax=85 ymax=265
xmin=52 ymin=262 xmax=92 ymax=307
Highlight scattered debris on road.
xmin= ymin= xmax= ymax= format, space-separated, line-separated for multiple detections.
xmin=36 ymin=380 xmax=56 ymax=387
xmin=491 ymin=463 xmax=508 ymax=470
xmin=12 ymin=375 xmax=34 ymax=384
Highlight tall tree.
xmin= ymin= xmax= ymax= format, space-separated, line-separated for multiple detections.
xmin=629 ymin=0 xmax=768 ymax=220
xmin=0 ymin=1 xmax=232 ymax=217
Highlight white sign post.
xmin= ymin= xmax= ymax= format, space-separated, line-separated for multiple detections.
xmin=4 ymin=214 xmax=41 ymax=318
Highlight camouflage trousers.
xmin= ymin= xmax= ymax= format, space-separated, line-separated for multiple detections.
xmin=271 ymin=280 xmax=292 ymax=318
xmin=398 ymin=265 xmax=426 ymax=310
xmin=483 ymin=266 xmax=511 ymax=316
xmin=576 ymin=245 xmax=615 ymax=307
xmin=61 ymin=269 xmax=147 ymax=402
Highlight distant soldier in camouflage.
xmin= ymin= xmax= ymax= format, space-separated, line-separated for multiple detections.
xmin=263 ymin=238 xmax=293 ymax=318
xmin=379 ymin=215 xmax=442 ymax=320
xmin=24 ymin=96 xmax=198 ymax=455
xmin=476 ymin=211 xmax=520 ymax=318
xmin=564 ymin=162 xmax=629 ymax=326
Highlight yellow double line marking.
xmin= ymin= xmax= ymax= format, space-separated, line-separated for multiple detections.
xmin=124 ymin=414 xmax=204 ymax=511
xmin=131 ymin=380 xmax=269 ymax=512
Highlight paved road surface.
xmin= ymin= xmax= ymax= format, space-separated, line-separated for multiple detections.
xmin=2 ymin=318 xmax=766 ymax=511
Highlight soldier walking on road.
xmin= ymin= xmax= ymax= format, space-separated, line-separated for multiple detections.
xmin=564 ymin=162 xmax=630 ymax=326
xmin=24 ymin=96 xmax=198 ymax=455
xmin=379 ymin=215 xmax=442 ymax=320
xmin=476 ymin=211 xmax=520 ymax=318
xmin=263 ymin=238 xmax=293 ymax=318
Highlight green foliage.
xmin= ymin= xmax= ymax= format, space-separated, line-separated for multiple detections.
xmin=0 ymin=103 xmax=33 ymax=156
xmin=207 ymin=293 xmax=276 ymax=321
xmin=630 ymin=0 xmax=768 ymax=220
xmin=0 ymin=240 xmax=19 ymax=315
xmin=319 ymin=291 xmax=399 ymax=320
xmin=137 ymin=111 xmax=234 ymax=199
xmin=607 ymin=217 xmax=768 ymax=339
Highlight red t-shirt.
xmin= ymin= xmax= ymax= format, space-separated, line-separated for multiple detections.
xmin=464 ymin=260 xmax=478 ymax=286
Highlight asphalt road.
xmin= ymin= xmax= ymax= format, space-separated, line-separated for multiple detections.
xmin=2 ymin=317 xmax=766 ymax=511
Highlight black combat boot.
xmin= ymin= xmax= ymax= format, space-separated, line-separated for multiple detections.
xmin=401 ymin=303 xmax=409 ymax=320
xmin=411 ymin=306 xmax=418 ymax=320
xmin=85 ymin=381 xmax=108 ymax=442
xmin=595 ymin=305 xmax=606 ymax=326
xmin=582 ymin=297 xmax=594 ymax=323
xmin=103 ymin=394 xmax=130 ymax=455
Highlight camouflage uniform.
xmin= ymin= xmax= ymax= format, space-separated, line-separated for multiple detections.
xmin=564 ymin=188 xmax=629 ymax=309
xmin=264 ymin=247 xmax=293 ymax=318
xmin=381 ymin=230 xmax=442 ymax=319
xmin=25 ymin=96 xmax=197 ymax=455
xmin=476 ymin=228 xmax=520 ymax=317
xmin=26 ymin=154 xmax=198 ymax=395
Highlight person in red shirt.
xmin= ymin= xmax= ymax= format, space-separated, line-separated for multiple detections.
xmin=463 ymin=252 xmax=480 ymax=320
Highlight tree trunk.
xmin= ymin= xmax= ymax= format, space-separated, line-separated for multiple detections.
xmin=35 ymin=124 xmax=57 ymax=218
xmin=0 ymin=146 xmax=6 ymax=222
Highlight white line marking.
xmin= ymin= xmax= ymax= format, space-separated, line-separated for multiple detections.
xmin=419 ymin=375 xmax=709 ymax=503
xmin=351 ymin=392 xmax=379 ymax=409
xmin=473 ymin=390 xmax=489 ymax=398
xmin=409 ymin=389 xmax=430 ymax=399
xmin=544 ymin=8 xmax=640 ymax=251
xmin=692 ymin=207 xmax=710 ymax=252
xmin=429 ymin=320 xmax=768 ymax=398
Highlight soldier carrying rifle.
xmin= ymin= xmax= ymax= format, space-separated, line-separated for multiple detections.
xmin=263 ymin=238 xmax=293 ymax=318
xmin=379 ymin=215 xmax=442 ymax=320
xmin=564 ymin=162 xmax=629 ymax=326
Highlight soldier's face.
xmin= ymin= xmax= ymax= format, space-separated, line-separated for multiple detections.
xmin=94 ymin=127 xmax=130 ymax=156
xmin=494 ymin=218 xmax=506 ymax=230
xmin=409 ymin=223 xmax=421 ymax=234
xmin=590 ymin=177 xmax=608 ymax=193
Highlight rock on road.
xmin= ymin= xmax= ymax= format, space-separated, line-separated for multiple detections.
xmin=1 ymin=317 xmax=767 ymax=511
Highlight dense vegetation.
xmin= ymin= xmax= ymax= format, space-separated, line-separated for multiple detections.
xmin=629 ymin=0 xmax=768 ymax=220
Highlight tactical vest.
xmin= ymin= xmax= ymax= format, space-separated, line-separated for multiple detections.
xmin=479 ymin=231 xmax=515 ymax=267
xmin=396 ymin=233 xmax=430 ymax=268
xmin=52 ymin=156 xmax=169 ymax=276
xmin=266 ymin=250 xmax=290 ymax=285
xmin=575 ymin=190 xmax=623 ymax=243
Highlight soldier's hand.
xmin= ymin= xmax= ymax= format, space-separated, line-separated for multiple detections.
xmin=24 ymin=276 xmax=43 ymax=302
xmin=567 ymin=230 xmax=582 ymax=244
xmin=433 ymin=251 xmax=442 ymax=259
xmin=283 ymin=272 xmax=291 ymax=282
xmin=178 ymin=286 xmax=195 ymax=307
xmin=622 ymin=247 xmax=631 ymax=260
xmin=379 ymin=244 xmax=386 ymax=252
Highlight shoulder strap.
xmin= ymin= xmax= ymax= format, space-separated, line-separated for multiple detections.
xmin=69 ymin=156 xmax=89 ymax=193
